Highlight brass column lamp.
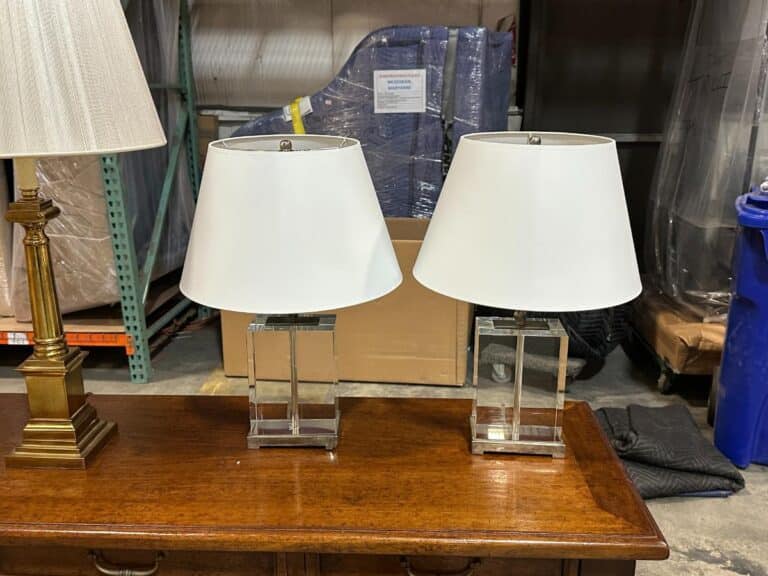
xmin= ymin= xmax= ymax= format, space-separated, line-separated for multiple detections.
xmin=5 ymin=159 xmax=116 ymax=468
xmin=0 ymin=0 xmax=167 ymax=468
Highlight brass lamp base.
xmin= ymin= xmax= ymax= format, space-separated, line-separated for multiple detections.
xmin=5 ymin=349 xmax=116 ymax=469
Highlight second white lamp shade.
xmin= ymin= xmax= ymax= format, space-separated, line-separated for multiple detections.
xmin=414 ymin=132 xmax=641 ymax=312
xmin=181 ymin=135 xmax=402 ymax=314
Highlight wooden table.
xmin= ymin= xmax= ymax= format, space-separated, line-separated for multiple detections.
xmin=0 ymin=395 xmax=667 ymax=576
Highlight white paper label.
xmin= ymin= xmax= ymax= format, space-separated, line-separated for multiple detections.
xmin=373 ymin=69 xmax=427 ymax=114
xmin=8 ymin=332 xmax=29 ymax=345
xmin=282 ymin=96 xmax=314 ymax=122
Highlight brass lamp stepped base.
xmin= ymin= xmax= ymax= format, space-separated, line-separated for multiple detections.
xmin=5 ymin=348 xmax=116 ymax=469
xmin=4 ymin=158 xmax=115 ymax=469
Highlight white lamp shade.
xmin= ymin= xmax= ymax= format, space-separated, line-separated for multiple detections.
xmin=0 ymin=0 xmax=165 ymax=158
xmin=180 ymin=135 xmax=403 ymax=314
xmin=413 ymin=132 xmax=641 ymax=312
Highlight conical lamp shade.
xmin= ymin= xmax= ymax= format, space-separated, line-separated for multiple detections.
xmin=414 ymin=132 xmax=641 ymax=312
xmin=181 ymin=135 xmax=403 ymax=314
xmin=0 ymin=0 xmax=166 ymax=158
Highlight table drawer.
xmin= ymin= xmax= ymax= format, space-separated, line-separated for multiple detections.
xmin=318 ymin=555 xmax=563 ymax=576
xmin=0 ymin=547 xmax=275 ymax=576
xmin=0 ymin=549 xmax=635 ymax=576
xmin=317 ymin=556 xmax=635 ymax=576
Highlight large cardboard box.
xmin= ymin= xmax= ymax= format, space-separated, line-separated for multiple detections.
xmin=221 ymin=218 xmax=471 ymax=385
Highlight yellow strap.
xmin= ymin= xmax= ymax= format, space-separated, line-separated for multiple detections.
xmin=290 ymin=97 xmax=306 ymax=134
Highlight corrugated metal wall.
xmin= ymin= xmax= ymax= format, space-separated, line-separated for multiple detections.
xmin=191 ymin=0 xmax=518 ymax=108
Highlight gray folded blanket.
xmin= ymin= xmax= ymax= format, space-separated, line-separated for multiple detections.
xmin=595 ymin=404 xmax=745 ymax=499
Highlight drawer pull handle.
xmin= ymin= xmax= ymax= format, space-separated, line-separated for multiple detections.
xmin=89 ymin=551 xmax=164 ymax=576
xmin=400 ymin=557 xmax=481 ymax=576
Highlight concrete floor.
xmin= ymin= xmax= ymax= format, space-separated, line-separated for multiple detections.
xmin=0 ymin=322 xmax=765 ymax=576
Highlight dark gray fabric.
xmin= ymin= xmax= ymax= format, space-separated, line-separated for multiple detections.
xmin=596 ymin=404 xmax=745 ymax=499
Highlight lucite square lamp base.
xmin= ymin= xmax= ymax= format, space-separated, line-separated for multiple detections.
xmin=247 ymin=314 xmax=339 ymax=450
xmin=471 ymin=316 xmax=568 ymax=457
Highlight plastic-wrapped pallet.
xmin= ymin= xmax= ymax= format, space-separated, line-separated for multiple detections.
xmin=233 ymin=26 xmax=511 ymax=218
xmin=452 ymin=27 xmax=513 ymax=143
xmin=10 ymin=0 xmax=195 ymax=321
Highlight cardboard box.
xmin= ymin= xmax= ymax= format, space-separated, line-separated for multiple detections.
xmin=197 ymin=113 xmax=219 ymax=166
xmin=631 ymin=291 xmax=725 ymax=375
xmin=221 ymin=218 xmax=472 ymax=385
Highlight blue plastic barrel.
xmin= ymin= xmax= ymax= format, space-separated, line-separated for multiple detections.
xmin=714 ymin=189 xmax=768 ymax=468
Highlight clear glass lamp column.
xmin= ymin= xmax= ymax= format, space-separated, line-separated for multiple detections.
xmin=247 ymin=314 xmax=339 ymax=450
xmin=471 ymin=315 xmax=568 ymax=457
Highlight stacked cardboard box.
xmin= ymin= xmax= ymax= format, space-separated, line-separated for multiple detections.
xmin=221 ymin=218 xmax=472 ymax=386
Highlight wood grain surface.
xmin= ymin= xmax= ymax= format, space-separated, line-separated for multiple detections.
xmin=0 ymin=395 xmax=667 ymax=560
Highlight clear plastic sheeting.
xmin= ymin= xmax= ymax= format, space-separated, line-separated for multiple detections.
xmin=233 ymin=26 xmax=511 ymax=218
xmin=11 ymin=157 xmax=120 ymax=321
xmin=122 ymin=0 xmax=195 ymax=276
xmin=452 ymin=28 xmax=512 ymax=144
xmin=191 ymin=0 xmax=335 ymax=109
xmin=10 ymin=0 xmax=195 ymax=321
xmin=190 ymin=0 xmax=519 ymax=109
xmin=648 ymin=0 xmax=768 ymax=320
xmin=330 ymin=1 xmax=491 ymax=71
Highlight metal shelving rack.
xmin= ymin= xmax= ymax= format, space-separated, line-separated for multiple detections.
xmin=99 ymin=0 xmax=201 ymax=383
xmin=0 ymin=0 xmax=201 ymax=384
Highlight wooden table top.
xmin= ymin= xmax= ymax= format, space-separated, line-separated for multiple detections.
xmin=0 ymin=395 xmax=667 ymax=560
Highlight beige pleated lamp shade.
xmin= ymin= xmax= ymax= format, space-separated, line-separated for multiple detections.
xmin=0 ymin=0 xmax=166 ymax=158
xmin=414 ymin=132 xmax=641 ymax=312
xmin=181 ymin=135 xmax=403 ymax=314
